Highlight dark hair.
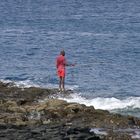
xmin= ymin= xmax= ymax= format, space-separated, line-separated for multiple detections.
xmin=60 ymin=50 xmax=65 ymax=56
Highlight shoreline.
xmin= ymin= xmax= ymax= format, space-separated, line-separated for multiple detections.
xmin=0 ymin=81 xmax=140 ymax=140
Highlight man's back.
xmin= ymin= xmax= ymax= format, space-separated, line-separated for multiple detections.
xmin=56 ymin=55 xmax=66 ymax=69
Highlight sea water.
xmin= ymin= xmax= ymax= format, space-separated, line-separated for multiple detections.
xmin=0 ymin=0 xmax=140 ymax=117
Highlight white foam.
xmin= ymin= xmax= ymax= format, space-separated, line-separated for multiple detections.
xmin=58 ymin=93 xmax=140 ymax=110
xmin=0 ymin=79 xmax=12 ymax=84
xmin=0 ymin=79 xmax=40 ymax=88
xmin=0 ymin=79 xmax=79 ymax=90
xmin=90 ymin=128 xmax=107 ymax=136
xmin=14 ymin=80 xmax=40 ymax=88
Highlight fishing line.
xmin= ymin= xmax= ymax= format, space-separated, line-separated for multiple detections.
xmin=77 ymin=62 xmax=119 ymax=67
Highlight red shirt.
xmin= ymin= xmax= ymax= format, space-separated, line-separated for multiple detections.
xmin=56 ymin=55 xmax=66 ymax=69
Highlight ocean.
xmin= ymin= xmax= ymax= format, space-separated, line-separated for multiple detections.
xmin=0 ymin=0 xmax=140 ymax=117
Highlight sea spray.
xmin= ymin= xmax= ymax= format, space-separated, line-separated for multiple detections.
xmin=58 ymin=93 xmax=140 ymax=117
xmin=58 ymin=93 xmax=140 ymax=110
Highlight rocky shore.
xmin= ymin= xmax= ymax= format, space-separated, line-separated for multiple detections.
xmin=0 ymin=81 xmax=140 ymax=140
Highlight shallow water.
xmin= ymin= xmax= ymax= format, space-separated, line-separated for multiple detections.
xmin=90 ymin=128 xmax=140 ymax=139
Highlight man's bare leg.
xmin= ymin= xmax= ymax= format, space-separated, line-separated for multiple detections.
xmin=59 ymin=77 xmax=62 ymax=91
xmin=62 ymin=77 xmax=65 ymax=91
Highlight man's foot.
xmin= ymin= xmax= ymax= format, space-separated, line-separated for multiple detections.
xmin=61 ymin=88 xmax=65 ymax=92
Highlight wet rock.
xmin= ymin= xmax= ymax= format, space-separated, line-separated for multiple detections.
xmin=46 ymin=99 xmax=68 ymax=107
xmin=64 ymin=103 xmax=86 ymax=113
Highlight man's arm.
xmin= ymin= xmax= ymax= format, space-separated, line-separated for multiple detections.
xmin=64 ymin=58 xmax=76 ymax=67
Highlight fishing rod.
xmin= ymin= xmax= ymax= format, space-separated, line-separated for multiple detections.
xmin=75 ymin=61 xmax=119 ymax=67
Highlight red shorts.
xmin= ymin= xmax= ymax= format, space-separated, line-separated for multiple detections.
xmin=57 ymin=68 xmax=65 ymax=77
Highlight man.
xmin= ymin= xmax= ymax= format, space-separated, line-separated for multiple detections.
xmin=56 ymin=50 xmax=74 ymax=91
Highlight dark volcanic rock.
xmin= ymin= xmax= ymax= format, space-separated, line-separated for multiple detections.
xmin=0 ymin=124 xmax=100 ymax=140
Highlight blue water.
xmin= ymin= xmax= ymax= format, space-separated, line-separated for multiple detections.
xmin=0 ymin=0 xmax=140 ymax=117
